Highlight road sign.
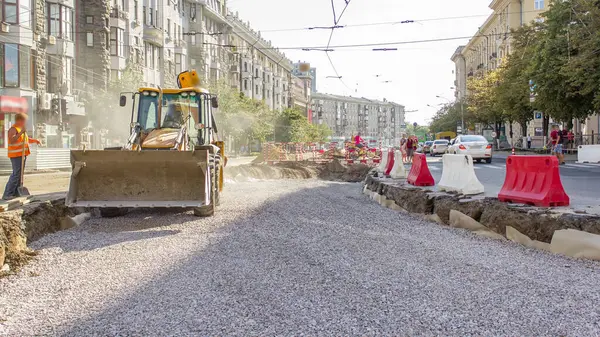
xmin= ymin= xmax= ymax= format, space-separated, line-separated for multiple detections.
xmin=491 ymin=131 xmax=497 ymax=138
xmin=413 ymin=122 xmax=417 ymax=127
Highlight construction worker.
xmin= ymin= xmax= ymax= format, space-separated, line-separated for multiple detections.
xmin=2 ymin=113 xmax=41 ymax=200
xmin=354 ymin=132 xmax=364 ymax=149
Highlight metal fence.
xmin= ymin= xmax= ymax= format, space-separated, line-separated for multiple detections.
xmin=0 ymin=146 xmax=71 ymax=171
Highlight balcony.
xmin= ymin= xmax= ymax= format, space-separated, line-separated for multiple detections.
xmin=110 ymin=6 xmax=129 ymax=20
xmin=143 ymin=25 xmax=164 ymax=47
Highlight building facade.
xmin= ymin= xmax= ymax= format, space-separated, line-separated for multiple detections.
xmin=227 ymin=11 xmax=292 ymax=111
xmin=451 ymin=0 xmax=548 ymax=142
xmin=0 ymin=0 xmax=300 ymax=153
xmin=311 ymin=92 xmax=405 ymax=146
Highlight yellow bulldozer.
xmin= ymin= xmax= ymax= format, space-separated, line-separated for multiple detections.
xmin=66 ymin=70 xmax=225 ymax=217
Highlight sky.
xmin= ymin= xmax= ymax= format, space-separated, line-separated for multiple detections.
xmin=226 ymin=0 xmax=493 ymax=125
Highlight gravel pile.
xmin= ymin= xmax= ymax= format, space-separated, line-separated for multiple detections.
xmin=1 ymin=180 xmax=600 ymax=335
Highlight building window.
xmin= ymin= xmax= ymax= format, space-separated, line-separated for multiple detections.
xmin=167 ymin=18 xmax=171 ymax=36
xmin=0 ymin=44 xmax=33 ymax=89
xmin=1 ymin=0 xmax=17 ymax=24
xmin=133 ymin=0 xmax=138 ymax=20
xmin=3 ymin=44 xmax=18 ymax=87
xmin=143 ymin=6 xmax=146 ymax=24
xmin=175 ymin=53 xmax=182 ymax=74
xmin=86 ymin=15 xmax=93 ymax=24
xmin=19 ymin=0 xmax=29 ymax=28
xmin=244 ymin=79 xmax=248 ymax=90
xmin=47 ymin=4 xmax=73 ymax=40
xmin=86 ymin=32 xmax=93 ymax=47
xmin=534 ymin=0 xmax=544 ymax=10
xmin=110 ymin=27 xmax=124 ymax=57
xmin=244 ymin=62 xmax=248 ymax=72
xmin=255 ymin=85 xmax=258 ymax=94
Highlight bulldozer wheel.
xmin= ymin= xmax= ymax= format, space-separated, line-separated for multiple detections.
xmin=193 ymin=205 xmax=214 ymax=217
xmin=193 ymin=162 xmax=218 ymax=217
xmin=99 ymin=207 xmax=128 ymax=218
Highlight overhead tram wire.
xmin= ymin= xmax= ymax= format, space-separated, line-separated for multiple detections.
xmin=325 ymin=0 xmax=353 ymax=92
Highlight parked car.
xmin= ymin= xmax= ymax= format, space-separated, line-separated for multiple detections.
xmin=447 ymin=135 xmax=493 ymax=163
xmin=429 ymin=140 xmax=449 ymax=156
xmin=422 ymin=141 xmax=433 ymax=153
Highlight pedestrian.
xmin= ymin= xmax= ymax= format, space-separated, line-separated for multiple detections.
xmin=527 ymin=134 xmax=532 ymax=149
xmin=561 ymin=128 xmax=569 ymax=152
xmin=400 ymin=134 xmax=407 ymax=163
xmin=406 ymin=136 xmax=414 ymax=163
xmin=2 ymin=113 xmax=41 ymax=200
xmin=550 ymin=125 xmax=565 ymax=165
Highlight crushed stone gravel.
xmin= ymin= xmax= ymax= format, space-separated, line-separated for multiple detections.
xmin=1 ymin=179 xmax=600 ymax=336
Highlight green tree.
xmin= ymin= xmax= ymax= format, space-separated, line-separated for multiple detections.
xmin=429 ymin=102 xmax=469 ymax=134
xmin=529 ymin=0 xmax=595 ymax=128
xmin=494 ymin=25 xmax=536 ymax=136
xmin=467 ymin=69 xmax=505 ymax=136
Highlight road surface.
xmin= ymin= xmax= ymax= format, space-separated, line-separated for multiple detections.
xmin=1 ymin=180 xmax=599 ymax=335
xmin=422 ymin=154 xmax=600 ymax=212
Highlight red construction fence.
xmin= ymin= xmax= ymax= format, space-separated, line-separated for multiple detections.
xmin=260 ymin=142 xmax=383 ymax=166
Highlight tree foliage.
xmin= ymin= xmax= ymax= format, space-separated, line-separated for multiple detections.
xmin=429 ymin=102 xmax=469 ymax=134
xmin=457 ymin=0 xmax=600 ymax=134
xmin=211 ymin=80 xmax=328 ymax=147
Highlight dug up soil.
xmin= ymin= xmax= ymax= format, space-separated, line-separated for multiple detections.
xmin=227 ymin=159 xmax=372 ymax=183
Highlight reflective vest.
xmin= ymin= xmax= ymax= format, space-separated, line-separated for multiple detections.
xmin=7 ymin=126 xmax=30 ymax=158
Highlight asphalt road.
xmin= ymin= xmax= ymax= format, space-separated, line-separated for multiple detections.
xmin=2 ymin=180 xmax=600 ymax=335
xmin=420 ymin=153 xmax=600 ymax=212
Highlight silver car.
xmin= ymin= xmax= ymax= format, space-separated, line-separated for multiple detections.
xmin=447 ymin=135 xmax=493 ymax=163
xmin=429 ymin=140 xmax=449 ymax=156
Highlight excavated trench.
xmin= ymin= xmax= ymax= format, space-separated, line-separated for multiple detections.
xmin=363 ymin=174 xmax=600 ymax=244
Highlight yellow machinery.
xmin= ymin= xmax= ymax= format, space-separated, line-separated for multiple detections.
xmin=66 ymin=70 xmax=225 ymax=217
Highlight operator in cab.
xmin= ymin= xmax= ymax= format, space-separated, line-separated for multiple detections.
xmin=163 ymin=102 xmax=186 ymax=129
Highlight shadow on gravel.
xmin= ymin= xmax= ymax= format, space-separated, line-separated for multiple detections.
xmin=37 ymin=209 xmax=197 ymax=252
xmin=55 ymin=182 xmax=600 ymax=336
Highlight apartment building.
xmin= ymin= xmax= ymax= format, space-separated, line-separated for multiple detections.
xmin=227 ymin=11 xmax=292 ymax=111
xmin=451 ymin=0 xmax=547 ymax=140
xmin=311 ymin=93 xmax=405 ymax=146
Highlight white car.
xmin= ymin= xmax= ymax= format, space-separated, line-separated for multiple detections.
xmin=447 ymin=135 xmax=493 ymax=163
xmin=429 ymin=140 xmax=449 ymax=156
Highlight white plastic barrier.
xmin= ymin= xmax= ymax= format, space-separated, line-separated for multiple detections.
xmin=577 ymin=145 xmax=600 ymax=163
xmin=377 ymin=149 xmax=389 ymax=173
xmin=389 ymin=150 xmax=407 ymax=179
xmin=438 ymin=154 xmax=484 ymax=195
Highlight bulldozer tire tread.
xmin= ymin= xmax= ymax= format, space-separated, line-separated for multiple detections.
xmin=193 ymin=206 xmax=214 ymax=217
xmin=99 ymin=207 xmax=128 ymax=218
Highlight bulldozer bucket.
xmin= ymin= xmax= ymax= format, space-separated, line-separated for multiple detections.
xmin=66 ymin=150 xmax=211 ymax=208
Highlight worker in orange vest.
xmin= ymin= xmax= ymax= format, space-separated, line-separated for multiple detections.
xmin=2 ymin=113 xmax=41 ymax=200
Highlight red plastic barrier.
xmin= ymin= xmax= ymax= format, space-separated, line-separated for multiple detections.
xmin=384 ymin=150 xmax=395 ymax=176
xmin=407 ymin=153 xmax=435 ymax=186
xmin=498 ymin=155 xmax=569 ymax=207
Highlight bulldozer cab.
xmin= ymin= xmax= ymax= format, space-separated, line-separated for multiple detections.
xmin=129 ymin=88 xmax=217 ymax=149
